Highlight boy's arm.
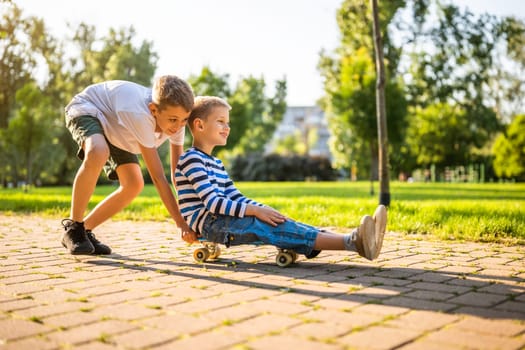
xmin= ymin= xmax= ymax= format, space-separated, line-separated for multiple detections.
xmin=245 ymin=204 xmax=286 ymax=227
xmin=170 ymin=143 xmax=183 ymax=186
xmin=225 ymin=183 xmax=263 ymax=207
xmin=180 ymin=154 xmax=250 ymax=217
xmin=140 ymin=145 xmax=198 ymax=243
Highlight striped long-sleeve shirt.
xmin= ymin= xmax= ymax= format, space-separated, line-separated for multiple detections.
xmin=175 ymin=147 xmax=262 ymax=233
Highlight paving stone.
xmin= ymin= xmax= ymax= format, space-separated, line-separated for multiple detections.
xmin=383 ymin=296 xmax=457 ymax=312
xmin=223 ymin=313 xmax=301 ymax=337
xmin=12 ymin=300 xmax=97 ymax=319
xmin=0 ymin=318 xmax=53 ymax=341
xmin=452 ymin=316 xmax=525 ymax=336
xmin=447 ymin=291 xmax=509 ymax=307
xmin=423 ymin=327 xmax=525 ymax=350
xmin=339 ymin=325 xmax=421 ymax=349
xmin=246 ymin=334 xmax=342 ymax=350
xmin=288 ymin=321 xmax=350 ymax=340
xmin=454 ymin=306 xmax=525 ymax=320
xmin=402 ymin=289 xmax=456 ymax=301
xmin=110 ymin=328 xmax=177 ymax=349
xmin=385 ymin=309 xmax=459 ymax=331
xmin=0 ymin=337 xmax=59 ymax=350
xmin=46 ymin=319 xmax=137 ymax=345
xmin=141 ymin=313 xmax=219 ymax=337
xmin=152 ymin=328 xmax=246 ymax=350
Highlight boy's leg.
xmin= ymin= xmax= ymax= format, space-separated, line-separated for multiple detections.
xmin=63 ymin=116 xmax=110 ymax=255
xmin=314 ymin=205 xmax=387 ymax=260
xmin=313 ymin=215 xmax=376 ymax=260
xmin=202 ymin=209 xmax=387 ymax=261
xmin=70 ymin=134 xmax=110 ymax=221
xmin=84 ymin=163 xmax=144 ymax=230
xmin=83 ymin=146 xmax=143 ymax=255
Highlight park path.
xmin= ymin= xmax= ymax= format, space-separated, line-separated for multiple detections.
xmin=0 ymin=214 xmax=524 ymax=349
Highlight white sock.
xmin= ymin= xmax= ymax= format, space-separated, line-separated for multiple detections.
xmin=343 ymin=229 xmax=358 ymax=251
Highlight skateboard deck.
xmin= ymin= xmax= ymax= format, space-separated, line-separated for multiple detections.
xmin=192 ymin=238 xmax=300 ymax=267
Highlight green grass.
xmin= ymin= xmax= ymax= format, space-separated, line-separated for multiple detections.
xmin=1 ymin=181 xmax=524 ymax=244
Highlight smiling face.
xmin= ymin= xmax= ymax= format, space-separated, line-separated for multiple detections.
xmin=191 ymin=105 xmax=231 ymax=154
xmin=149 ymin=103 xmax=190 ymax=135
xmin=202 ymin=106 xmax=230 ymax=146
xmin=188 ymin=96 xmax=232 ymax=154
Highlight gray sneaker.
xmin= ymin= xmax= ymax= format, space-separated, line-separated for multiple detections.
xmin=354 ymin=215 xmax=376 ymax=260
xmin=373 ymin=205 xmax=387 ymax=259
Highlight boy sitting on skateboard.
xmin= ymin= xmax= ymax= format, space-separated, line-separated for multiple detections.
xmin=175 ymin=96 xmax=387 ymax=261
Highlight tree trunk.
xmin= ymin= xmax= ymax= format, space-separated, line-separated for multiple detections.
xmin=370 ymin=0 xmax=391 ymax=206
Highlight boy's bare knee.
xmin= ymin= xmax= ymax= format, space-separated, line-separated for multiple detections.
xmin=117 ymin=165 xmax=144 ymax=197
xmin=121 ymin=177 xmax=144 ymax=198
xmin=83 ymin=139 xmax=110 ymax=167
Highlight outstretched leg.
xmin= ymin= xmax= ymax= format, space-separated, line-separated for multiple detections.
xmin=312 ymin=205 xmax=387 ymax=261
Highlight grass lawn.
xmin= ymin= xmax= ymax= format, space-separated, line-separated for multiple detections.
xmin=1 ymin=181 xmax=523 ymax=244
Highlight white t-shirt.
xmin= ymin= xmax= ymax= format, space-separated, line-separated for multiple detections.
xmin=65 ymin=80 xmax=185 ymax=154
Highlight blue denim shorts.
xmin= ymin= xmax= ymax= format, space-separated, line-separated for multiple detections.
xmin=201 ymin=214 xmax=319 ymax=255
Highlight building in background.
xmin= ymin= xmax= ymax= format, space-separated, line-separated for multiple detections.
xmin=266 ymin=106 xmax=332 ymax=159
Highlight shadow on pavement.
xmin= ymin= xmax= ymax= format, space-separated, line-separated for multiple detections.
xmin=84 ymin=252 xmax=525 ymax=321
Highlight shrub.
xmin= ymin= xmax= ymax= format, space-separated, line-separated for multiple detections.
xmin=230 ymin=153 xmax=337 ymax=181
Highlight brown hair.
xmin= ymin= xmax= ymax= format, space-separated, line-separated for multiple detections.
xmin=152 ymin=75 xmax=194 ymax=112
xmin=188 ymin=96 xmax=231 ymax=130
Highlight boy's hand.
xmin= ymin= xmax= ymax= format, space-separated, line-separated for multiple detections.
xmin=182 ymin=229 xmax=199 ymax=244
xmin=250 ymin=206 xmax=287 ymax=227
xmin=179 ymin=222 xmax=199 ymax=244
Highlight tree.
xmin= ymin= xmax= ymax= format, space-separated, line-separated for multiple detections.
xmin=492 ymin=114 xmax=525 ymax=180
xmin=396 ymin=1 xmax=525 ymax=179
xmin=67 ymin=24 xmax=157 ymax=89
xmin=228 ymin=76 xmax=287 ymax=155
xmin=0 ymin=82 xmax=58 ymax=186
xmin=0 ymin=1 xmax=48 ymax=128
xmin=318 ymin=0 xmax=407 ymax=181
xmin=187 ymin=67 xmax=288 ymax=170
xmin=403 ymin=2 xmax=525 ymax=124
xmin=405 ymin=102 xmax=496 ymax=175
xmin=370 ymin=0 xmax=390 ymax=205
xmin=188 ymin=66 xmax=231 ymax=98
xmin=187 ymin=66 xmax=232 ymax=149
xmin=0 ymin=1 xmax=68 ymax=186
xmin=57 ymin=24 xmax=159 ymax=184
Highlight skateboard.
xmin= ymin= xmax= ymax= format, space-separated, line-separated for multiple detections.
xmin=192 ymin=238 xmax=301 ymax=267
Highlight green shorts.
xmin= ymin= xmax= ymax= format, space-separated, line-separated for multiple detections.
xmin=66 ymin=115 xmax=139 ymax=181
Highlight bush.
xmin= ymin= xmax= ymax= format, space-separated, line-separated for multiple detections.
xmin=230 ymin=153 xmax=337 ymax=181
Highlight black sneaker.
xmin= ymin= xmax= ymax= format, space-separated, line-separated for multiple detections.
xmin=61 ymin=219 xmax=95 ymax=255
xmin=86 ymin=230 xmax=112 ymax=255
xmin=305 ymin=249 xmax=321 ymax=259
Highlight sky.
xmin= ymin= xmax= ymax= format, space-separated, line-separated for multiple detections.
xmin=14 ymin=0 xmax=525 ymax=106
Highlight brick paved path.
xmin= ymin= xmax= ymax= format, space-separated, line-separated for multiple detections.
xmin=0 ymin=214 xmax=524 ymax=349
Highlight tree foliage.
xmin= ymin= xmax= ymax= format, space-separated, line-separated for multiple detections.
xmin=320 ymin=0 xmax=525 ymax=181
xmin=492 ymin=114 xmax=525 ymax=180
xmin=319 ymin=0 xmax=407 ymax=180
xmin=0 ymin=2 xmax=159 ymax=186
xmin=2 ymin=0 xmax=525 ymax=185
xmin=189 ymin=67 xmax=287 ymax=158
xmin=0 ymin=1 xmax=50 ymax=128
